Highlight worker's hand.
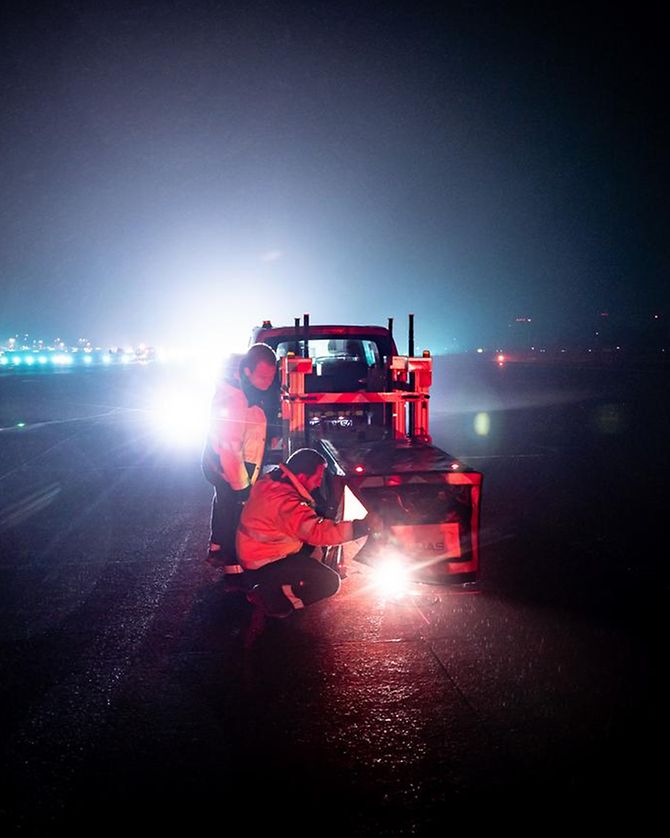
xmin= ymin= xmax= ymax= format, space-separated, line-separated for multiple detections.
xmin=364 ymin=511 xmax=384 ymax=534
xmin=233 ymin=486 xmax=250 ymax=503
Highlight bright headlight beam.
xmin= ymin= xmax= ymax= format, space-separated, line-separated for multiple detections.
xmin=151 ymin=389 xmax=210 ymax=448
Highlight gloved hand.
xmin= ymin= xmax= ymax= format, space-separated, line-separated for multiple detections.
xmin=364 ymin=511 xmax=384 ymax=534
xmin=352 ymin=511 xmax=383 ymax=540
xmin=233 ymin=485 xmax=251 ymax=503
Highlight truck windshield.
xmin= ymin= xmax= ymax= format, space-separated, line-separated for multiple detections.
xmin=275 ymin=338 xmax=382 ymax=366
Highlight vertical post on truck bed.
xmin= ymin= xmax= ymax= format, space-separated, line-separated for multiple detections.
xmin=408 ymin=313 xmax=416 ymax=436
xmin=386 ymin=317 xmax=395 ymax=425
xmin=409 ymin=355 xmax=432 ymax=440
xmin=392 ymin=397 xmax=407 ymax=438
xmin=280 ymin=354 xmax=313 ymax=456
xmin=303 ymin=312 xmax=310 ymax=359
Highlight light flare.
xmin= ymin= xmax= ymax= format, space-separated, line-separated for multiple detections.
xmin=373 ymin=555 xmax=412 ymax=598
xmin=151 ymin=387 xmax=211 ymax=448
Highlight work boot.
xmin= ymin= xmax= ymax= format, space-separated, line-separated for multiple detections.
xmin=246 ymin=585 xmax=293 ymax=618
xmin=206 ymin=544 xmax=227 ymax=569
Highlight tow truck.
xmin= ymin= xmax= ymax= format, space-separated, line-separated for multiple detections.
xmin=252 ymin=315 xmax=482 ymax=586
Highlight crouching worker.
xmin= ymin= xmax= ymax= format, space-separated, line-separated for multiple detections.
xmin=237 ymin=448 xmax=376 ymax=618
xmin=202 ymin=343 xmax=278 ymax=589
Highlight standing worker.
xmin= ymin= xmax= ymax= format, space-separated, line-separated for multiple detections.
xmin=202 ymin=343 xmax=278 ymax=589
xmin=237 ymin=448 xmax=380 ymax=617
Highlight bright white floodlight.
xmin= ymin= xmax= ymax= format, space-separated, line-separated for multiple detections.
xmin=152 ymin=390 xmax=210 ymax=448
xmin=373 ymin=555 xmax=412 ymax=597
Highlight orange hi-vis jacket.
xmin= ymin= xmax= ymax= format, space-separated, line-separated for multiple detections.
xmin=236 ymin=464 xmax=369 ymax=571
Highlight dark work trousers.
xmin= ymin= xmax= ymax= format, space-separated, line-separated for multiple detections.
xmin=204 ymin=473 xmax=243 ymax=567
xmin=245 ymin=547 xmax=341 ymax=614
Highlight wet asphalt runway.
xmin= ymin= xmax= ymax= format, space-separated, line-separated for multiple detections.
xmin=0 ymin=357 xmax=667 ymax=832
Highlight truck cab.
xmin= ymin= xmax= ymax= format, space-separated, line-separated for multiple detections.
xmin=252 ymin=322 xmax=396 ymax=394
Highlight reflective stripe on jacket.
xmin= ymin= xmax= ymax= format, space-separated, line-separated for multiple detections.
xmin=237 ymin=464 xmax=364 ymax=571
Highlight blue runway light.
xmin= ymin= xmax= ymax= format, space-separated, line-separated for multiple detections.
xmin=0 ymin=344 xmax=160 ymax=372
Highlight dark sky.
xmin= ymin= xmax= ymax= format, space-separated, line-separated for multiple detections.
xmin=1 ymin=1 xmax=667 ymax=350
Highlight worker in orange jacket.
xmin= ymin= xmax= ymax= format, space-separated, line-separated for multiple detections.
xmin=237 ymin=448 xmax=379 ymax=616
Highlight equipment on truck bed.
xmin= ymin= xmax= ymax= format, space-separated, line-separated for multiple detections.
xmin=253 ymin=315 xmax=482 ymax=584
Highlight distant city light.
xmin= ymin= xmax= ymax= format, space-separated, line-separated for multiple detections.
xmin=0 ymin=339 xmax=174 ymax=372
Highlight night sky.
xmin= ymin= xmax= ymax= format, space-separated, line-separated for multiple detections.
xmin=1 ymin=1 xmax=667 ymax=351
